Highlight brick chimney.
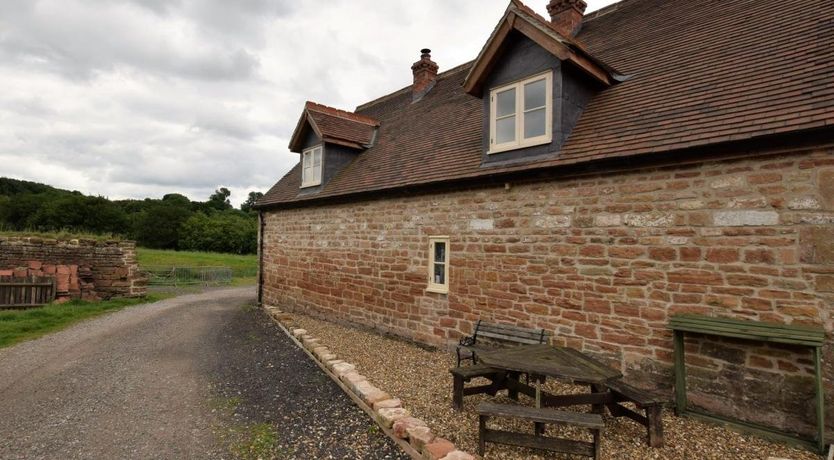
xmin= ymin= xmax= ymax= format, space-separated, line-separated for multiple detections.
xmin=547 ymin=0 xmax=587 ymax=37
xmin=411 ymin=48 xmax=439 ymax=100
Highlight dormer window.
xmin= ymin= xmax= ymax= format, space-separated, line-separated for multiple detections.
xmin=301 ymin=145 xmax=323 ymax=188
xmin=488 ymin=71 xmax=552 ymax=154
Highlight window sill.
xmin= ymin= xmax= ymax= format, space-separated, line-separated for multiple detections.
xmin=425 ymin=286 xmax=449 ymax=295
xmin=488 ymin=136 xmax=551 ymax=155
xmin=300 ymin=181 xmax=322 ymax=189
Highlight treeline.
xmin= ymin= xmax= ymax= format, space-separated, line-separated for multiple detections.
xmin=0 ymin=177 xmax=263 ymax=254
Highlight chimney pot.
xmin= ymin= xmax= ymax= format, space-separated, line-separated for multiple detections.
xmin=547 ymin=0 xmax=587 ymax=37
xmin=411 ymin=48 xmax=439 ymax=100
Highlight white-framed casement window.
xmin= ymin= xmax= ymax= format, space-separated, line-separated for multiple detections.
xmin=488 ymin=71 xmax=552 ymax=154
xmin=427 ymin=236 xmax=450 ymax=294
xmin=301 ymin=145 xmax=323 ymax=188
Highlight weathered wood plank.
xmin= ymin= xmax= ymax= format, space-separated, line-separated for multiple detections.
xmin=477 ymin=402 xmax=604 ymax=428
xmin=482 ymin=429 xmax=596 ymax=457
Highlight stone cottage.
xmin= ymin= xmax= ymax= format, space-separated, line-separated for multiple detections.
xmin=255 ymin=0 xmax=834 ymax=441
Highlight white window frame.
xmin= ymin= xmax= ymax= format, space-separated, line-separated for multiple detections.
xmin=301 ymin=145 xmax=323 ymax=188
xmin=427 ymin=236 xmax=450 ymax=294
xmin=488 ymin=70 xmax=553 ymax=154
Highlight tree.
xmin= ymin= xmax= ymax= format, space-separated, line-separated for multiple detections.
xmin=240 ymin=191 xmax=264 ymax=213
xmin=179 ymin=211 xmax=257 ymax=254
xmin=207 ymin=187 xmax=232 ymax=211
xmin=131 ymin=202 xmax=192 ymax=249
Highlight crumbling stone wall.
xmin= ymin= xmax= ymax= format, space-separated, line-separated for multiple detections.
xmin=0 ymin=237 xmax=146 ymax=300
xmin=261 ymin=146 xmax=833 ymax=437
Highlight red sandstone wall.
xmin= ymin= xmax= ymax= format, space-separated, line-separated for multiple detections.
xmin=0 ymin=237 xmax=147 ymax=300
xmin=261 ymin=147 xmax=833 ymax=436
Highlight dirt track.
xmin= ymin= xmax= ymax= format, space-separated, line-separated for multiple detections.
xmin=0 ymin=287 xmax=406 ymax=459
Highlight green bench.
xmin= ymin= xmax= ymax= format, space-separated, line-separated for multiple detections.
xmin=669 ymin=314 xmax=827 ymax=454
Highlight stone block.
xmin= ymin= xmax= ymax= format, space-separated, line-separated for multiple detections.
xmin=302 ymin=336 xmax=321 ymax=349
xmin=393 ymin=416 xmax=426 ymax=439
xmin=422 ymin=438 xmax=455 ymax=460
xmin=373 ymin=398 xmax=402 ymax=411
xmin=469 ymin=219 xmax=493 ymax=230
xmin=623 ymin=212 xmax=674 ymax=227
xmin=820 ymin=169 xmax=834 ymax=209
xmin=817 ymin=275 xmax=834 ymax=293
xmin=331 ymin=362 xmax=356 ymax=377
xmin=407 ymin=426 xmax=435 ymax=451
xmin=713 ymin=210 xmax=779 ymax=226
xmin=339 ymin=371 xmax=367 ymax=388
xmin=376 ymin=407 xmax=410 ymax=428
xmin=440 ymin=451 xmax=475 ymax=460
xmin=325 ymin=359 xmax=345 ymax=370
xmin=353 ymin=380 xmax=390 ymax=405
xmin=291 ymin=328 xmax=307 ymax=338
xmin=800 ymin=226 xmax=834 ymax=264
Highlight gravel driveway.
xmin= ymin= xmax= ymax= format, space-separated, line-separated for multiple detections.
xmin=0 ymin=287 xmax=407 ymax=459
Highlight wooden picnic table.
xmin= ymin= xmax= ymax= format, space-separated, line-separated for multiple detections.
xmin=478 ymin=343 xmax=622 ymax=384
xmin=468 ymin=343 xmax=665 ymax=448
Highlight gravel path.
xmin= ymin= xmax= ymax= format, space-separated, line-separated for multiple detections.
xmin=0 ymin=288 xmax=407 ymax=459
xmin=292 ymin=313 xmax=824 ymax=460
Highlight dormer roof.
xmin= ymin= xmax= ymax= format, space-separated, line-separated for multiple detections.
xmin=288 ymin=101 xmax=380 ymax=152
xmin=257 ymin=0 xmax=834 ymax=210
xmin=463 ymin=0 xmax=621 ymax=95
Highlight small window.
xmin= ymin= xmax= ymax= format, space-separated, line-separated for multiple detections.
xmin=488 ymin=71 xmax=552 ymax=154
xmin=427 ymin=236 xmax=449 ymax=294
xmin=301 ymin=145 xmax=323 ymax=188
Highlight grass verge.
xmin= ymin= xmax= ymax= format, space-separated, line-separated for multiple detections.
xmin=137 ymin=248 xmax=258 ymax=280
xmin=0 ymin=294 xmax=168 ymax=349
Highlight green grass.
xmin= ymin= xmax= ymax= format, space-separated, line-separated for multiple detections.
xmin=230 ymin=423 xmax=283 ymax=460
xmin=0 ymin=294 xmax=168 ymax=348
xmin=136 ymin=248 xmax=258 ymax=279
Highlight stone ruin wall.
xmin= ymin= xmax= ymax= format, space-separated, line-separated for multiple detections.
xmin=0 ymin=236 xmax=147 ymax=301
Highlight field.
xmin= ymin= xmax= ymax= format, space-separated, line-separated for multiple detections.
xmin=136 ymin=248 xmax=258 ymax=285
xmin=0 ymin=294 xmax=167 ymax=349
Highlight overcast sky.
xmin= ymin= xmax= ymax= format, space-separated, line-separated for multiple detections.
xmin=0 ymin=0 xmax=617 ymax=206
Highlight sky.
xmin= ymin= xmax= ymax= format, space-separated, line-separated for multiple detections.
xmin=0 ymin=0 xmax=617 ymax=207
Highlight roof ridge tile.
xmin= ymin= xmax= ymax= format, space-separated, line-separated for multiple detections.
xmin=305 ymin=101 xmax=379 ymax=126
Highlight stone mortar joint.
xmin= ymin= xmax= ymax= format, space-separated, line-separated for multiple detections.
xmin=262 ymin=305 xmax=477 ymax=460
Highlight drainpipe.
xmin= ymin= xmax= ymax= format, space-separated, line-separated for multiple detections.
xmin=257 ymin=210 xmax=265 ymax=306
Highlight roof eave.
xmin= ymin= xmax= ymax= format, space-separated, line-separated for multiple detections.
xmin=287 ymin=109 xmax=322 ymax=153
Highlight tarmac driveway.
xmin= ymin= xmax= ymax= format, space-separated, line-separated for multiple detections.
xmin=0 ymin=287 xmax=406 ymax=459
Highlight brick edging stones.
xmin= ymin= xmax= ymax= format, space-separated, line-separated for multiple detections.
xmin=264 ymin=305 xmax=477 ymax=460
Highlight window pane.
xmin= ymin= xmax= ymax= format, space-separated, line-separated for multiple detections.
xmin=434 ymin=242 xmax=446 ymax=263
xmin=496 ymin=88 xmax=516 ymax=117
xmin=524 ymin=108 xmax=546 ymax=139
xmin=302 ymin=152 xmax=310 ymax=168
xmin=434 ymin=263 xmax=445 ymax=284
xmin=496 ymin=116 xmax=516 ymax=144
xmin=313 ymin=149 xmax=321 ymax=166
xmin=524 ymin=78 xmax=547 ymax=110
xmin=302 ymin=166 xmax=310 ymax=183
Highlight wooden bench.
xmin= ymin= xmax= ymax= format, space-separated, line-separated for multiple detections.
xmin=477 ymin=402 xmax=604 ymax=460
xmin=449 ymin=364 xmax=508 ymax=411
xmin=457 ymin=320 xmax=549 ymax=367
xmin=669 ymin=314 xmax=827 ymax=454
xmin=599 ymin=380 xmax=665 ymax=447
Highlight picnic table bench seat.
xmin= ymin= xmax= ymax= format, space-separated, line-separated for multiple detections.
xmin=457 ymin=320 xmax=549 ymax=367
xmin=477 ymin=402 xmax=603 ymax=459
xmin=599 ymin=379 xmax=665 ymax=447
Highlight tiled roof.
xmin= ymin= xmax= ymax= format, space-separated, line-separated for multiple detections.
xmin=288 ymin=101 xmax=379 ymax=151
xmin=258 ymin=0 xmax=834 ymax=208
